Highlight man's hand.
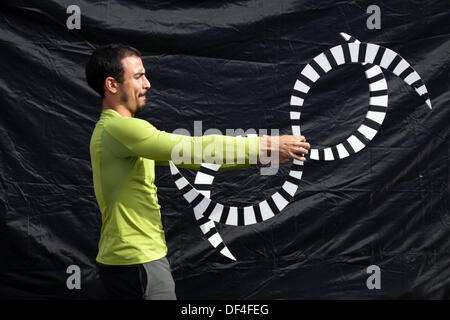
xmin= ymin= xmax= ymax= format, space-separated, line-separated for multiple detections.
xmin=259 ymin=135 xmax=310 ymax=164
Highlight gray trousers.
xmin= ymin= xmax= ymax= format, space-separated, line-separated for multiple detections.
xmin=141 ymin=256 xmax=177 ymax=300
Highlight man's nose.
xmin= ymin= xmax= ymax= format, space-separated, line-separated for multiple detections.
xmin=144 ymin=76 xmax=151 ymax=89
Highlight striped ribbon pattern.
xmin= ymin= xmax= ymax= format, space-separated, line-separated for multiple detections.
xmin=292 ymin=32 xmax=431 ymax=161
xmin=170 ymin=33 xmax=432 ymax=260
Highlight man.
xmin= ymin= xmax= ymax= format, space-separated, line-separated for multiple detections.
xmin=86 ymin=44 xmax=310 ymax=300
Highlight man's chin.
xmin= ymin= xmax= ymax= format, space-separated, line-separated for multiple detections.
xmin=135 ymin=104 xmax=146 ymax=114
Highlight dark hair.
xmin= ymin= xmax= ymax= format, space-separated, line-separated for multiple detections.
xmin=85 ymin=44 xmax=141 ymax=98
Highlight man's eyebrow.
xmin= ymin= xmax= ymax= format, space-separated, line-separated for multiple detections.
xmin=134 ymin=72 xmax=145 ymax=77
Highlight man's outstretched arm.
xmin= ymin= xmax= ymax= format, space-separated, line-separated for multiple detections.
xmin=104 ymin=117 xmax=309 ymax=164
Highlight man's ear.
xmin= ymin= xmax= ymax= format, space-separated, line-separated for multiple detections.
xmin=104 ymin=77 xmax=119 ymax=94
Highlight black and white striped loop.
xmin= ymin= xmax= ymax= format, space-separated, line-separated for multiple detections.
xmin=169 ymin=158 xmax=303 ymax=229
xmin=170 ymin=33 xmax=432 ymax=261
xmin=291 ymin=33 xmax=432 ymax=161
xmin=192 ymin=163 xmax=236 ymax=260
xmin=188 ymin=134 xmax=302 ymax=260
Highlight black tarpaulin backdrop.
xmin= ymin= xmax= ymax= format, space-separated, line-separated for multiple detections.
xmin=0 ymin=0 xmax=449 ymax=299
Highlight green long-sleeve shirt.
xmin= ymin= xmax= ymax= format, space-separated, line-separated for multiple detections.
xmin=90 ymin=109 xmax=259 ymax=265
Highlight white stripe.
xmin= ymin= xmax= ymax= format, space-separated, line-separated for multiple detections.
xmin=193 ymin=197 xmax=211 ymax=215
xmin=175 ymin=177 xmax=188 ymax=190
xmin=244 ymin=206 xmax=256 ymax=225
xmin=393 ymin=59 xmax=410 ymax=77
xmin=198 ymin=190 xmax=211 ymax=197
xmin=301 ymin=64 xmax=320 ymax=82
xmin=324 ymin=147 xmax=334 ymax=160
xmin=294 ymin=80 xmax=310 ymax=93
xmin=200 ymin=220 xmax=215 ymax=233
xmin=380 ymin=48 xmax=397 ymax=69
xmin=282 ymin=181 xmax=298 ymax=197
xmin=415 ymin=85 xmax=427 ymax=96
xmin=369 ymin=79 xmax=388 ymax=91
xmin=330 ymin=45 xmax=345 ymax=65
xmin=339 ymin=32 xmax=352 ymax=41
xmin=358 ymin=124 xmax=378 ymax=141
xmin=259 ymin=201 xmax=275 ymax=220
xmin=370 ymin=95 xmax=388 ymax=107
xmin=404 ymin=71 xmax=420 ymax=85
xmin=208 ymin=233 xmax=222 ymax=247
xmin=365 ymin=43 xmax=379 ymax=64
xmin=290 ymin=96 xmax=304 ymax=106
xmin=183 ymin=189 xmax=199 ymax=203
xmin=337 ymin=143 xmax=350 ymax=158
xmin=272 ymin=193 xmax=289 ymax=211
xmin=169 ymin=161 xmax=179 ymax=174
xmin=208 ymin=203 xmax=224 ymax=222
xmin=195 ymin=171 xmax=215 ymax=184
xmin=293 ymin=159 xmax=304 ymax=166
xmin=225 ymin=207 xmax=238 ymax=226
xmin=200 ymin=163 xmax=221 ymax=171
xmin=310 ymin=149 xmax=319 ymax=160
xmin=314 ymin=53 xmax=332 ymax=73
xmin=366 ymin=111 xmax=386 ymax=124
xmin=365 ymin=65 xmax=382 ymax=78
xmin=194 ymin=210 xmax=204 ymax=221
xmin=347 ymin=135 xmax=365 ymax=152
xmin=348 ymin=42 xmax=360 ymax=63
xmin=290 ymin=111 xmax=301 ymax=120
xmin=292 ymin=125 xmax=301 ymax=136
xmin=289 ymin=170 xmax=303 ymax=180
xmin=220 ymin=247 xmax=236 ymax=261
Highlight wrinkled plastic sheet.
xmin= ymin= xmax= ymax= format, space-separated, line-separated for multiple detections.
xmin=0 ymin=0 xmax=449 ymax=299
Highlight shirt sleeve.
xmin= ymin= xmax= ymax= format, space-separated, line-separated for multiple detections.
xmin=104 ymin=117 xmax=259 ymax=165
xmin=154 ymin=160 xmax=251 ymax=171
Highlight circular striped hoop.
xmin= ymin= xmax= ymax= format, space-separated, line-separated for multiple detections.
xmin=292 ymin=33 xmax=431 ymax=161
xmin=188 ymin=33 xmax=389 ymax=260
xmin=169 ymin=34 xmax=432 ymax=260
xmin=169 ymin=158 xmax=303 ymax=226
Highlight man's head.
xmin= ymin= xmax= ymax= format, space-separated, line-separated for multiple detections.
xmin=85 ymin=44 xmax=151 ymax=115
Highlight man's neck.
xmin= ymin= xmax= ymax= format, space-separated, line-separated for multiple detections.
xmin=102 ymin=100 xmax=134 ymax=118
